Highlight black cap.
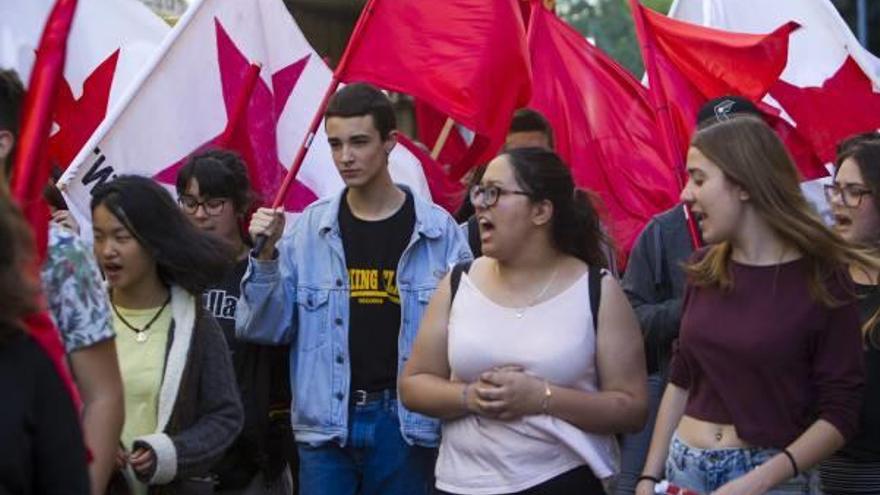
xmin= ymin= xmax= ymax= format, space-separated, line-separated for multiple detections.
xmin=696 ymin=95 xmax=762 ymax=126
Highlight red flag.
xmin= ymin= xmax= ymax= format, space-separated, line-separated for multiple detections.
xmin=395 ymin=132 xmax=464 ymax=214
xmin=771 ymin=57 xmax=880 ymax=165
xmin=527 ymin=2 xmax=680 ymax=263
xmin=630 ymin=0 xmax=798 ymax=164
xmin=667 ymin=0 xmax=880 ymax=178
xmin=9 ymin=0 xmax=81 ymax=408
xmin=414 ymin=99 xmax=469 ymax=170
xmin=337 ymin=0 xmax=532 ymax=179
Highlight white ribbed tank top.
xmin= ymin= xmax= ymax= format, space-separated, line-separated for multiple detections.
xmin=435 ymin=271 xmax=619 ymax=495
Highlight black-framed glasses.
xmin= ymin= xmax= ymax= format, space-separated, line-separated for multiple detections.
xmin=469 ymin=184 xmax=532 ymax=207
xmin=178 ymin=195 xmax=229 ymax=216
xmin=823 ymin=183 xmax=873 ymax=208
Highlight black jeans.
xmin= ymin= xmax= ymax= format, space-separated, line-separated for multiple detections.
xmin=435 ymin=465 xmax=606 ymax=495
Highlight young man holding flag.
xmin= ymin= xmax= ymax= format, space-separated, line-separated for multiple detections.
xmin=237 ymin=83 xmax=472 ymax=494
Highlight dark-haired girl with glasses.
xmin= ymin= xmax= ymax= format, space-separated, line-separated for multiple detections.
xmin=820 ymin=133 xmax=880 ymax=495
xmin=176 ymin=149 xmax=295 ymax=495
xmin=91 ymin=175 xmax=243 ymax=495
xmin=400 ymin=148 xmax=648 ymax=494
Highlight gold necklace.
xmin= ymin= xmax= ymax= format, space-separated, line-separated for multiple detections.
xmin=496 ymin=261 xmax=560 ymax=319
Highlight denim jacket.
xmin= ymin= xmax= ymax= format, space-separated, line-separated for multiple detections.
xmin=236 ymin=187 xmax=472 ymax=448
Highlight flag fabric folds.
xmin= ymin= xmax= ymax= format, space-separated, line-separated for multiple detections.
xmin=0 ymin=0 xmax=169 ymax=170
xmin=630 ymin=0 xmax=798 ymax=166
xmin=337 ymin=0 xmax=533 ymax=179
xmin=668 ymin=0 xmax=880 ymax=167
xmin=527 ymin=2 xmax=680 ymax=260
xmin=59 ymin=0 xmax=435 ymax=238
xmin=9 ymin=0 xmax=82 ymax=409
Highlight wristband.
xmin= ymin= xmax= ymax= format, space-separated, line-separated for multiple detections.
xmin=637 ymin=474 xmax=661 ymax=484
xmin=782 ymin=448 xmax=799 ymax=477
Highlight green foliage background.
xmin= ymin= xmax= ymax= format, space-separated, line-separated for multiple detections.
xmin=555 ymin=0 xmax=673 ymax=76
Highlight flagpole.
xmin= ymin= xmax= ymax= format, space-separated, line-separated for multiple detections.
xmin=431 ymin=117 xmax=455 ymax=160
xmin=253 ymin=0 xmax=380 ymax=255
xmin=628 ymin=0 xmax=702 ymax=249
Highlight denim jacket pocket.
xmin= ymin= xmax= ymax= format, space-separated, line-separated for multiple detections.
xmin=295 ymin=287 xmax=331 ymax=351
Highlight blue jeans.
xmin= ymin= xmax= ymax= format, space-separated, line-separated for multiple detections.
xmin=296 ymin=394 xmax=436 ymax=495
xmin=615 ymin=373 xmax=665 ymax=495
xmin=666 ymin=434 xmax=813 ymax=494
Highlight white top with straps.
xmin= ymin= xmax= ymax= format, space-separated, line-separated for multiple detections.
xmin=435 ymin=270 xmax=618 ymax=495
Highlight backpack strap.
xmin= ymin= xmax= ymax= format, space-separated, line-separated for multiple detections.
xmin=588 ymin=265 xmax=608 ymax=333
xmin=467 ymin=216 xmax=482 ymax=257
xmin=450 ymin=261 xmax=473 ymax=305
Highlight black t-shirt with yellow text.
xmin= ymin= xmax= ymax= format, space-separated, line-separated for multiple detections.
xmin=339 ymin=190 xmax=415 ymax=393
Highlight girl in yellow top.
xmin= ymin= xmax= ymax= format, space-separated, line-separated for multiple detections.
xmin=91 ymin=175 xmax=243 ymax=494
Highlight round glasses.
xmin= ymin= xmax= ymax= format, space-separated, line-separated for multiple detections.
xmin=469 ymin=184 xmax=532 ymax=207
xmin=178 ymin=195 xmax=229 ymax=216
xmin=823 ymin=183 xmax=872 ymax=208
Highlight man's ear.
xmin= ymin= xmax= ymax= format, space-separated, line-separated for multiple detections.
xmin=384 ymin=130 xmax=398 ymax=155
xmin=532 ymin=198 xmax=554 ymax=226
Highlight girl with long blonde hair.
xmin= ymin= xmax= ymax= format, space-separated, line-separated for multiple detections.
xmin=636 ymin=116 xmax=868 ymax=495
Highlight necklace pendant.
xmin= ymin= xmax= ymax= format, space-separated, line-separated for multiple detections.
xmin=136 ymin=332 xmax=149 ymax=343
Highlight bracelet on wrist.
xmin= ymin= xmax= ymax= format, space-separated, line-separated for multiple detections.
xmin=781 ymin=448 xmax=799 ymax=477
xmin=637 ymin=474 xmax=661 ymax=484
xmin=540 ymin=380 xmax=552 ymax=414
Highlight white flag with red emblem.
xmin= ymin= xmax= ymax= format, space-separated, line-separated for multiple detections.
xmin=58 ymin=0 xmax=433 ymax=234
xmin=0 ymin=0 xmax=170 ymax=170
xmin=668 ymin=0 xmax=880 ymax=218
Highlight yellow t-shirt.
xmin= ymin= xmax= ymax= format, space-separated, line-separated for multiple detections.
xmin=113 ymin=303 xmax=172 ymax=494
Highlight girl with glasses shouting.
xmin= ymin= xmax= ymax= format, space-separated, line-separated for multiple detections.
xmin=401 ymin=148 xmax=648 ymax=494
xmin=819 ymin=133 xmax=880 ymax=495
xmin=91 ymin=176 xmax=243 ymax=495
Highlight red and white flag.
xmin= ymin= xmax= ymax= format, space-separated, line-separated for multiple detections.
xmin=630 ymin=0 xmax=798 ymax=168
xmin=667 ymin=0 xmax=880 ymax=214
xmin=0 ymin=0 xmax=169 ymax=170
xmin=59 ymin=0 xmax=433 ymax=233
xmin=669 ymin=0 xmax=880 ymax=162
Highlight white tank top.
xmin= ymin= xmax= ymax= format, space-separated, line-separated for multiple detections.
xmin=435 ymin=271 xmax=619 ymax=495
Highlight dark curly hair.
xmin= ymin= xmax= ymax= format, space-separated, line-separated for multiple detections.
xmin=175 ymin=148 xmax=255 ymax=213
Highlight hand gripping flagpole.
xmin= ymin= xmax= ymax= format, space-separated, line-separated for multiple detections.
xmin=252 ymin=0 xmax=379 ymax=257
xmin=628 ymin=0 xmax=702 ymax=250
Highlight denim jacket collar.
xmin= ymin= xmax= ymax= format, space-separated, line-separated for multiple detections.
xmin=316 ymin=185 xmax=445 ymax=240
